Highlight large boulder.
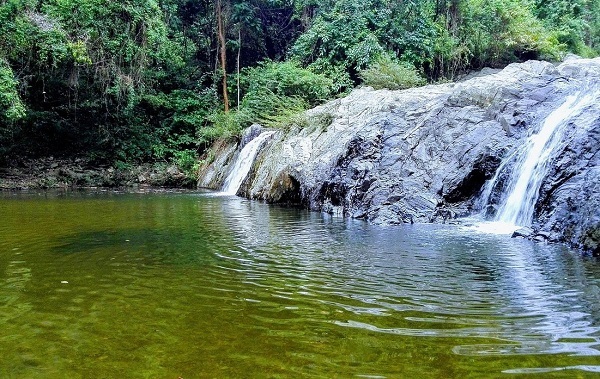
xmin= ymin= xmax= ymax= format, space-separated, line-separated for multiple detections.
xmin=245 ymin=60 xmax=570 ymax=220
xmin=198 ymin=57 xmax=600 ymax=253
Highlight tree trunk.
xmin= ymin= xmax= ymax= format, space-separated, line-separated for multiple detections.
xmin=237 ymin=27 xmax=241 ymax=111
xmin=216 ymin=0 xmax=229 ymax=113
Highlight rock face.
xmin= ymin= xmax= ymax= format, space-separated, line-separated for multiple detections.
xmin=198 ymin=57 xmax=600 ymax=254
xmin=532 ymin=59 xmax=600 ymax=254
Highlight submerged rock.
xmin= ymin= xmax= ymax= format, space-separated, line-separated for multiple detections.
xmin=198 ymin=57 xmax=600 ymax=253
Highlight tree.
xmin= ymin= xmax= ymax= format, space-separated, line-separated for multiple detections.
xmin=0 ymin=0 xmax=597 ymax=166
xmin=534 ymin=0 xmax=600 ymax=55
xmin=216 ymin=0 xmax=230 ymax=113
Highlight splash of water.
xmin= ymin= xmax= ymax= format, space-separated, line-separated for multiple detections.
xmin=222 ymin=131 xmax=275 ymax=195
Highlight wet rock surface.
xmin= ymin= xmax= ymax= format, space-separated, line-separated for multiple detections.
xmin=199 ymin=58 xmax=600 ymax=253
xmin=512 ymin=227 xmax=535 ymax=239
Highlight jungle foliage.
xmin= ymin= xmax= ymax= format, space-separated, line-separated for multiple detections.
xmin=0 ymin=0 xmax=598 ymax=167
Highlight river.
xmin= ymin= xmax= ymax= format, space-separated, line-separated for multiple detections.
xmin=1 ymin=190 xmax=600 ymax=378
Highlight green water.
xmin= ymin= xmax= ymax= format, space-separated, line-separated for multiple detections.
xmin=1 ymin=190 xmax=600 ymax=378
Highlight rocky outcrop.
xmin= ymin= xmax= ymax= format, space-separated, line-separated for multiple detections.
xmin=197 ymin=139 xmax=238 ymax=189
xmin=198 ymin=57 xmax=600 ymax=254
xmin=532 ymin=59 xmax=600 ymax=253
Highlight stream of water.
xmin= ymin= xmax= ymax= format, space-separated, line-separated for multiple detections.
xmin=1 ymin=190 xmax=600 ymax=378
xmin=494 ymin=92 xmax=596 ymax=226
xmin=222 ymin=131 xmax=275 ymax=195
xmin=475 ymin=90 xmax=599 ymax=235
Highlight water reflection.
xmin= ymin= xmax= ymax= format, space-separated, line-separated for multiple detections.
xmin=213 ymin=194 xmax=600 ymax=357
xmin=1 ymin=190 xmax=600 ymax=377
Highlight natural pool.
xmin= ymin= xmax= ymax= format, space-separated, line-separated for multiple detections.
xmin=1 ymin=190 xmax=600 ymax=378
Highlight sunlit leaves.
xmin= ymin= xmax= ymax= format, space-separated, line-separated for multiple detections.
xmin=0 ymin=61 xmax=26 ymax=122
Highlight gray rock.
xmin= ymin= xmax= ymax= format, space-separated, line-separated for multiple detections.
xmin=512 ymin=227 xmax=534 ymax=239
xmin=166 ymin=165 xmax=182 ymax=176
xmin=240 ymin=124 xmax=264 ymax=148
xmin=198 ymin=58 xmax=600 ymax=253
xmin=197 ymin=140 xmax=238 ymax=189
xmin=534 ymin=231 xmax=551 ymax=240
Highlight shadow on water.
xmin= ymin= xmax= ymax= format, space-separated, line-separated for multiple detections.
xmin=52 ymin=228 xmax=220 ymax=266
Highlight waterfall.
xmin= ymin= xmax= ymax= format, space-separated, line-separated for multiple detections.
xmin=221 ymin=131 xmax=275 ymax=195
xmin=481 ymin=91 xmax=596 ymax=228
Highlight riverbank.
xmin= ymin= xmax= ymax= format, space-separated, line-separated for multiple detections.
xmin=0 ymin=158 xmax=194 ymax=190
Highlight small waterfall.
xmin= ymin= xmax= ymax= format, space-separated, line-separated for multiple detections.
xmin=480 ymin=91 xmax=595 ymax=228
xmin=221 ymin=131 xmax=275 ymax=195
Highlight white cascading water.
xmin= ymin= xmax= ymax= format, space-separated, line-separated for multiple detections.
xmin=221 ymin=131 xmax=275 ymax=195
xmin=483 ymin=91 xmax=596 ymax=229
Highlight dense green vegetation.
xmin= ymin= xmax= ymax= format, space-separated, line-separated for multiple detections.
xmin=0 ymin=0 xmax=598 ymax=170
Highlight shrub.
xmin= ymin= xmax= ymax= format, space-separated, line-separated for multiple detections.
xmin=173 ymin=149 xmax=198 ymax=177
xmin=198 ymin=111 xmax=245 ymax=146
xmin=199 ymin=60 xmax=338 ymax=144
xmin=239 ymin=60 xmax=335 ymax=107
xmin=359 ymin=58 xmax=426 ymax=90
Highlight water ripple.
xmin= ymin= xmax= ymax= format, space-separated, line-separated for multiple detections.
xmin=2 ymin=191 xmax=600 ymax=377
